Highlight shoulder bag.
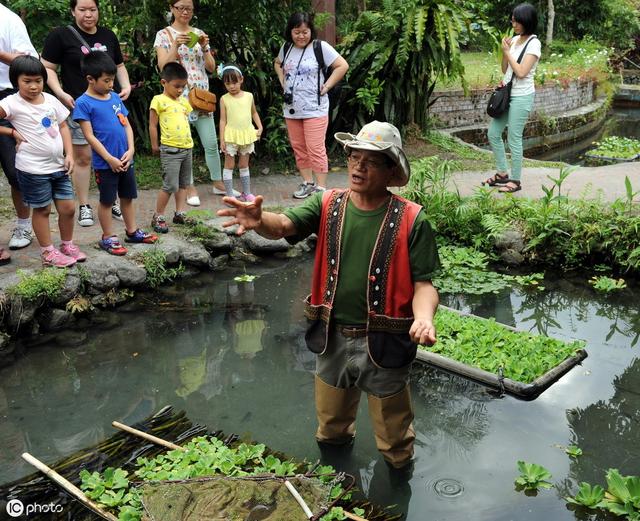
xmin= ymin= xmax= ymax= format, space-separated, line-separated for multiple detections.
xmin=486 ymin=36 xmax=536 ymax=118
xmin=164 ymin=28 xmax=216 ymax=113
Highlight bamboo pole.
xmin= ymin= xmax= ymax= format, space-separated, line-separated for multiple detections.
xmin=21 ymin=453 xmax=118 ymax=521
xmin=284 ymin=479 xmax=314 ymax=518
xmin=343 ymin=510 xmax=369 ymax=521
xmin=112 ymin=421 xmax=183 ymax=451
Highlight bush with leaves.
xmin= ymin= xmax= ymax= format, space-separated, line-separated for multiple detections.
xmin=332 ymin=0 xmax=473 ymax=133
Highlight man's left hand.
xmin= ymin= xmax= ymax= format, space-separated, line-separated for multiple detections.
xmin=410 ymin=319 xmax=436 ymax=346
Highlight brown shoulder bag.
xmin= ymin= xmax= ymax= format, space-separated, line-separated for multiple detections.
xmin=163 ymin=28 xmax=217 ymax=113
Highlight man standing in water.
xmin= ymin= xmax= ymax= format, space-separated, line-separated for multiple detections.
xmin=218 ymin=121 xmax=440 ymax=470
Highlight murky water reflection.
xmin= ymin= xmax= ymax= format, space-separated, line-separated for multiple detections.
xmin=1 ymin=259 xmax=638 ymax=521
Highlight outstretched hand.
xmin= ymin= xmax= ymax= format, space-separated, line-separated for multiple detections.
xmin=216 ymin=195 xmax=264 ymax=235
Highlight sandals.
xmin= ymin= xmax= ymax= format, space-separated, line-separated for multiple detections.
xmin=498 ymin=180 xmax=522 ymax=193
xmin=481 ymin=172 xmax=510 ymax=186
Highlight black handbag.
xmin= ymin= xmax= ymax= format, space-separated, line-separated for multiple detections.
xmin=487 ymin=36 xmax=536 ymax=118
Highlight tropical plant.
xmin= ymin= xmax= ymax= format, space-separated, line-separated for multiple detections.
xmin=333 ymin=0 xmax=473 ymax=133
xmin=514 ymin=461 xmax=553 ymax=491
xmin=406 ymin=159 xmax=640 ymax=273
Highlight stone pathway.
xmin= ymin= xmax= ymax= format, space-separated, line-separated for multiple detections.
xmin=1 ymin=159 xmax=639 ymax=275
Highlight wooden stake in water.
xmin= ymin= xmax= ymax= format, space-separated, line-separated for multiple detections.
xmin=21 ymin=452 xmax=118 ymax=521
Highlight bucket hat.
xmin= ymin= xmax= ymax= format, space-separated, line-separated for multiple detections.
xmin=335 ymin=121 xmax=410 ymax=187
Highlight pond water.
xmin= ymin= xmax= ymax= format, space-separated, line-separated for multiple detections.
xmin=530 ymin=107 xmax=640 ymax=164
xmin=1 ymin=258 xmax=639 ymax=520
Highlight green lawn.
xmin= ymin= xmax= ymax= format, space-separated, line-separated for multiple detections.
xmin=436 ymin=41 xmax=612 ymax=92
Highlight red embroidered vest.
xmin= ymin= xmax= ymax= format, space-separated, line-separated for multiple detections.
xmin=304 ymin=189 xmax=422 ymax=368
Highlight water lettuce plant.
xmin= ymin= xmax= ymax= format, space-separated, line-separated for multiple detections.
xmin=433 ymin=245 xmax=544 ymax=295
xmin=565 ymin=445 xmax=583 ymax=458
xmin=566 ymin=482 xmax=606 ymax=508
xmin=566 ymin=469 xmax=640 ymax=520
xmin=515 ymin=461 xmax=553 ymax=491
xmin=424 ymin=308 xmax=585 ymax=384
xmin=589 ymin=275 xmax=627 ymax=292
xmin=587 ymin=136 xmax=640 ymax=160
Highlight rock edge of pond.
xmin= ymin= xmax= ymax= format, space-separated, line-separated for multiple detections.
xmin=0 ymin=217 xmax=317 ymax=363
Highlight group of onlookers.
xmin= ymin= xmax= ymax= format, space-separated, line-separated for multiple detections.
xmin=0 ymin=0 xmax=540 ymax=267
xmin=0 ymin=0 xmax=350 ymax=266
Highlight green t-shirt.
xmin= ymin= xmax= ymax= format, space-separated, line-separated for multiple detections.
xmin=284 ymin=192 xmax=441 ymax=324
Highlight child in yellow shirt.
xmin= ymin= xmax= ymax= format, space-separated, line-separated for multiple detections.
xmin=218 ymin=64 xmax=263 ymax=202
xmin=149 ymin=62 xmax=194 ymax=233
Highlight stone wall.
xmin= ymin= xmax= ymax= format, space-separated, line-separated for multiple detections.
xmin=430 ymin=79 xmax=597 ymax=129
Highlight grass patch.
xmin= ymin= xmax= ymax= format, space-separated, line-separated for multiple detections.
xmin=436 ymin=39 xmax=612 ymax=92
xmin=423 ymin=307 xmax=585 ymax=383
xmin=10 ymin=268 xmax=67 ymax=301
xmin=422 ymin=131 xmax=566 ymax=171
xmin=138 ymin=247 xmax=184 ymax=288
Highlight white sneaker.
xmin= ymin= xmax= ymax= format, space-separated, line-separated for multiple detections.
xmin=186 ymin=195 xmax=201 ymax=206
xmin=78 ymin=204 xmax=94 ymax=227
xmin=111 ymin=203 xmax=123 ymax=221
xmin=8 ymin=227 xmax=33 ymax=250
xmin=213 ymin=186 xmax=241 ymax=197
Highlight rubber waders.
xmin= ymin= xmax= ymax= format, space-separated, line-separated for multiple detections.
xmin=367 ymin=385 xmax=415 ymax=468
xmin=314 ymin=375 xmax=361 ymax=445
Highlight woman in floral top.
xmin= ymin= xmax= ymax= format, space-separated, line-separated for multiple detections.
xmin=154 ymin=0 xmax=228 ymax=204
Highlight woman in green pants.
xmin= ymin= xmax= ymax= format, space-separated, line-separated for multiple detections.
xmin=484 ymin=3 xmax=540 ymax=193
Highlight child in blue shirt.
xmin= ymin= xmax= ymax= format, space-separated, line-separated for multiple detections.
xmin=73 ymin=51 xmax=156 ymax=255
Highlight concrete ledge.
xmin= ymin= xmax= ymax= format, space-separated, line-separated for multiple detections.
xmin=444 ymin=96 xmax=609 ymax=155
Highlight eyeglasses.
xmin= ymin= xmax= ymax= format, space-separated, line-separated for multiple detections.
xmin=172 ymin=5 xmax=193 ymax=12
xmin=347 ymin=154 xmax=388 ymax=170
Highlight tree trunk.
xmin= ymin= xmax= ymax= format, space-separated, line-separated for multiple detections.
xmin=546 ymin=0 xmax=555 ymax=46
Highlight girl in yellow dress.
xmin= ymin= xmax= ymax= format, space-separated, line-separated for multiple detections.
xmin=218 ymin=65 xmax=263 ymax=202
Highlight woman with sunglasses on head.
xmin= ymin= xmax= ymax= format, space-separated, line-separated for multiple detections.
xmin=484 ymin=2 xmax=540 ymax=193
xmin=41 ymin=0 xmax=132 ymax=227
xmin=154 ymin=0 xmax=226 ymax=204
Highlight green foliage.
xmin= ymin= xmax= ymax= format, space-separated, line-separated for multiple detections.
xmin=80 ymin=467 xmax=141 ymax=520
xmin=603 ymin=469 xmax=640 ymax=518
xmin=425 ymin=308 xmax=585 ymax=384
xmin=566 ymin=482 xmax=606 ymax=508
xmin=565 ymin=445 xmax=583 ymax=458
xmin=80 ymin=435 xmax=349 ymax=520
xmin=405 ymin=159 xmax=640 ymax=273
xmin=463 ymin=0 xmax=639 ymax=50
xmin=139 ymin=248 xmax=185 ymax=288
xmin=333 ymin=0 xmax=473 ymax=131
xmin=589 ymin=275 xmax=627 ymax=292
xmin=433 ymin=245 xmax=544 ymax=295
xmin=11 ymin=268 xmax=67 ymax=301
xmin=515 ymin=461 xmax=553 ymax=491
xmin=587 ymin=136 xmax=640 ymax=160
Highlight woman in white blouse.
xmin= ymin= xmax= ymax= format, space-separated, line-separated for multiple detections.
xmin=484 ymin=3 xmax=540 ymax=193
